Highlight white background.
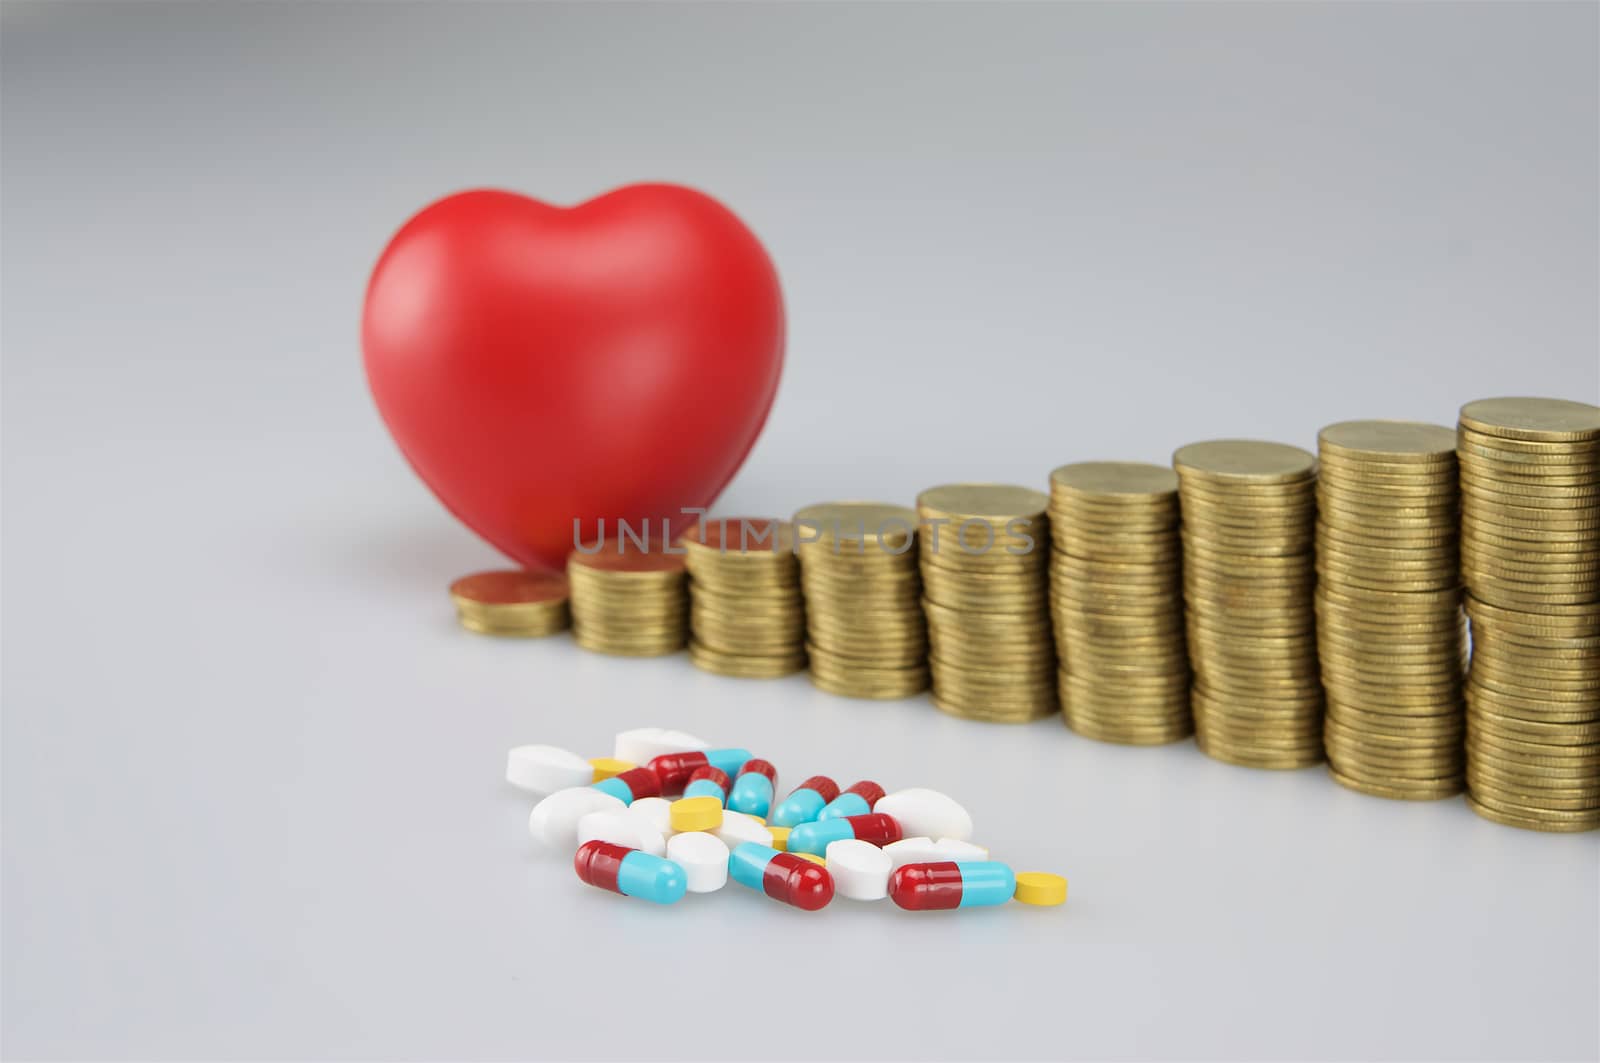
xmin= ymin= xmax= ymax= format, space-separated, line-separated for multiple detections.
xmin=4 ymin=3 xmax=1597 ymax=1059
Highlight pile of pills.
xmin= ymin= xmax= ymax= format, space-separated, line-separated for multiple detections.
xmin=508 ymin=726 xmax=1069 ymax=911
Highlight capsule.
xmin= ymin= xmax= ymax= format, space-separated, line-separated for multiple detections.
xmin=727 ymin=842 xmax=834 ymax=911
xmin=768 ymin=775 xmax=841 ymax=828
xmin=646 ymin=748 xmax=753 ymax=794
xmin=683 ymin=766 xmax=731 ymax=805
xmin=727 ymin=759 xmax=778 ymax=817
xmin=787 ymin=813 xmax=903 ymax=855
xmin=888 ymin=861 xmax=1016 ymax=911
xmin=816 ymin=780 xmax=885 ymax=821
xmin=573 ymin=840 xmax=687 ymax=904
xmin=591 ymin=765 xmax=662 ymax=806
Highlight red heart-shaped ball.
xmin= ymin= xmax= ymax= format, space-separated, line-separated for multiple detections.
xmin=362 ymin=184 xmax=785 ymax=571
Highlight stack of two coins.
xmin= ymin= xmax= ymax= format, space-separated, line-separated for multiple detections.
xmin=793 ymin=502 xmax=929 ymax=699
xmin=1175 ymin=441 xmax=1323 ymax=769
xmin=917 ymin=484 xmax=1057 ymax=723
xmin=567 ymin=538 xmax=689 ymax=656
xmin=1457 ymin=397 xmax=1600 ymax=833
xmin=1047 ymin=463 xmax=1190 ymax=744
xmin=449 ymin=570 xmax=571 ymax=637
xmin=1314 ymin=422 xmax=1466 ymax=800
xmin=683 ymin=518 xmax=806 ymax=678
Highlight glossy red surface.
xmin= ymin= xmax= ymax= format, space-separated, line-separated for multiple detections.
xmin=573 ymin=840 xmax=628 ymax=894
xmin=613 ymin=766 xmax=662 ymax=801
xmin=842 ymin=813 xmax=903 ymax=846
xmin=362 ymin=185 xmax=785 ymax=571
xmin=646 ymin=752 xmax=709 ymax=794
xmin=687 ymin=765 xmax=731 ymax=792
xmin=737 ymin=759 xmax=777 ymax=784
xmin=888 ymin=862 xmax=965 ymax=910
xmin=762 ymin=852 xmax=835 ymax=911
xmin=843 ymin=780 xmax=886 ymax=807
xmin=793 ymin=775 xmax=840 ymax=804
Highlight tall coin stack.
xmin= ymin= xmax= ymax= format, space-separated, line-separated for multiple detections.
xmin=1047 ymin=463 xmax=1190 ymax=744
xmin=917 ymin=484 xmax=1057 ymax=723
xmin=1457 ymin=397 xmax=1600 ymax=832
xmin=793 ymin=502 xmax=929 ymax=699
xmin=1314 ymin=421 xmax=1466 ymax=799
xmin=1174 ymin=441 xmax=1323 ymax=768
xmin=567 ymin=537 xmax=689 ymax=656
xmin=683 ymin=518 xmax=807 ymax=678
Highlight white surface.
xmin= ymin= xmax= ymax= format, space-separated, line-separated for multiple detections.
xmin=4 ymin=3 xmax=1598 ymax=1060
xmin=875 ymin=787 xmax=976 ymax=842
xmin=575 ymin=810 xmax=666 ymax=859
xmin=504 ymin=744 xmax=593 ymax=795
xmin=528 ymin=789 xmax=626 ymax=850
xmin=612 ymin=726 xmax=708 ymax=765
xmin=825 ymin=839 xmax=893 ymax=901
xmin=624 ymin=796 xmax=674 ymax=839
xmin=665 ymin=832 xmax=730 ymax=894
xmin=711 ymin=810 xmax=771 ymax=852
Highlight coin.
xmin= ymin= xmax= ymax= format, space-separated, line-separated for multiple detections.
xmin=449 ymin=569 xmax=571 ymax=637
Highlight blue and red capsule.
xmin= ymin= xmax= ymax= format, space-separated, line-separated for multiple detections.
xmin=646 ymin=748 xmax=752 ymax=795
xmin=591 ymin=766 xmax=662 ymax=806
xmin=787 ymin=813 xmax=903 ymax=855
xmin=727 ymin=759 xmax=778 ymax=817
xmin=769 ymin=775 xmax=841 ymax=828
xmin=816 ymin=780 xmax=885 ymax=821
xmin=573 ymin=840 xmax=687 ymax=904
xmin=728 ymin=842 xmax=834 ymax=911
xmin=888 ymin=862 xmax=1016 ymax=910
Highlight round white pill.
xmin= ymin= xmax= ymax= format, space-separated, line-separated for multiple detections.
xmin=613 ymin=727 xmax=711 ymax=765
xmin=826 ymin=839 xmax=891 ymax=900
xmin=874 ymin=788 xmax=973 ymax=842
xmin=626 ymin=796 xmax=674 ymax=838
xmin=505 ymin=745 xmax=593 ymax=795
xmin=667 ymin=831 xmax=730 ymax=893
xmin=528 ymin=787 xmax=626 ymax=850
xmin=714 ymin=810 xmax=771 ymax=851
xmin=934 ymin=838 xmax=989 ymax=861
xmin=577 ymin=810 xmax=666 ymax=857
xmin=882 ymin=836 xmax=943 ymax=871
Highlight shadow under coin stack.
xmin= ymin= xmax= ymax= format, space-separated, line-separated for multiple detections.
xmin=1174 ymin=441 xmax=1323 ymax=768
xmin=1314 ymin=421 xmax=1466 ymax=799
xmin=1457 ymin=397 xmax=1600 ymax=833
xmin=793 ymin=502 xmax=929 ymax=699
xmin=683 ymin=518 xmax=806 ymax=678
xmin=449 ymin=569 xmax=571 ymax=637
xmin=917 ymin=484 xmax=1057 ymax=723
xmin=1047 ymin=462 xmax=1190 ymax=744
xmin=566 ymin=538 xmax=689 ymax=656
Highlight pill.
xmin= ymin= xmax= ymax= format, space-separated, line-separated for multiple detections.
xmin=588 ymin=757 xmax=635 ymax=782
xmin=529 ymin=787 xmax=627 ymax=849
xmin=573 ymin=840 xmax=686 ymax=904
xmin=577 ymin=809 xmax=666 ymax=857
xmin=825 ymin=839 xmax=893 ymax=900
xmin=816 ymin=780 xmax=885 ymax=821
xmin=671 ymin=795 xmax=723 ymax=832
xmin=874 ymin=788 xmax=973 ymax=841
xmin=933 ymin=838 xmax=989 ymax=861
xmin=792 ymin=852 xmax=825 ymax=866
xmin=768 ymin=775 xmax=841 ymax=828
xmin=646 ymin=749 xmax=753 ymax=794
xmin=883 ymin=836 xmax=943 ymax=870
xmin=728 ymin=842 xmax=834 ymax=910
xmin=506 ymin=745 xmax=593 ymax=794
xmin=727 ymin=759 xmax=778 ymax=817
xmin=626 ymin=796 xmax=674 ymax=838
xmin=767 ymin=826 xmax=791 ymax=851
xmin=592 ymin=766 xmax=662 ymax=806
xmin=613 ymin=727 xmax=710 ymax=765
xmin=787 ymin=813 xmax=903 ymax=855
xmin=1013 ymin=872 xmax=1068 ymax=907
xmin=715 ymin=810 xmax=773 ymax=851
xmin=667 ymin=831 xmax=730 ymax=893
xmin=683 ymin=766 xmax=732 ymax=805
xmin=888 ymin=861 xmax=1016 ymax=911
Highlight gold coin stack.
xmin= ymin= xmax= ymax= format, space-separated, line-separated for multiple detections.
xmin=917 ymin=484 xmax=1057 ymax=723
xmin=449 ymin=569 xmax=571 ymax=637
xmin=1314 ymin=421 xmax=1466 ymax=799
xmin=1174 ymin=440 xmax=1323 ymax=768
xmin=1047 ymin=462 xmax=1190 ymax=744
xmin=566 ymin=538 xmax=689 ymax=656
xmin=683 ymin=518 xmax=806 ymax=678
xmin=793 ymin=502 xmax=929 ymax=699
xmin=1457 ymin=397 xmax=1600 ymax=832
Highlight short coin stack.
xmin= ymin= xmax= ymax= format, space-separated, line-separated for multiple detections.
xmin=683 ymin=518 xmax=806 ymax=678
xmin=1047 ymin=462 xmax=1190 ymax=744
xmin=1457 ymin=397 xmax=1600 ymax=832
xmin=567 ymin=537 xmax=690 ymax=656
xmin=449 ymin=569 xmax=571 ymax=637
xmin=1174 ymin=440 xmax=1323 ymax=768
xmin=793 ymin=502 xmax=929 ymax=699
xmin=1314 ymin=421 xmax=1466 ymax=799
xmin=917 ymin=484 xmax=1057 ymax=723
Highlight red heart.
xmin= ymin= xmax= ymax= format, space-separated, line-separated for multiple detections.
xmin=362 ymin=184 xmax=785 ymax=571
